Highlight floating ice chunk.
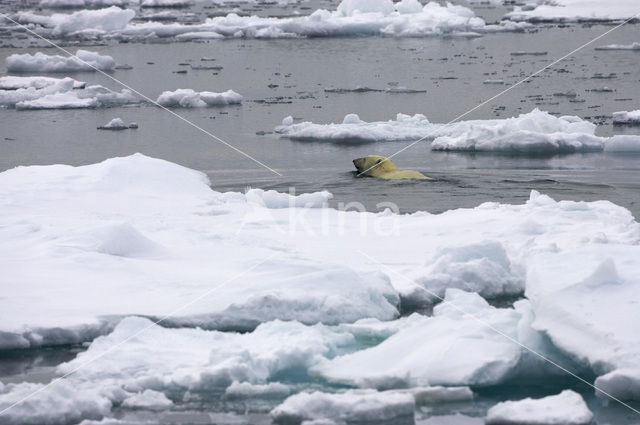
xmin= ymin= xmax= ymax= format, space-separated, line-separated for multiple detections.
xmin=224 ymin=381 xmax=291 ymax=399
xmin=485 ymin=390 xmax=593 ymax=425
xmin=0 ymin=380 xmax=112 ymax=425
xmin=6 ymin=50 xmax=116 ymax=73
xmin=483 ymin=79 xmax=505 ymax=84
xmin=16 ymin=6 xmax=136 ymax=36
xmin=98 ymin=118 xmax=136 ymax=130
xmin=16 ymin=91 xmax=99 ymax=109
xmin=612 ymin=109 xmax=640 ymax=124
xmin=400 ymin=386 xmax=474 ymax=405
xmin=156 ymin=88 xmax=242 ymax=107
xmin=245 ymin=188 xmax=332 ymax=208
xmin=271 ymin=390 xmax=415 ymax=424
xmin=506 ymin=0 xmax=639 ymax=22
xmin=276 ymin=109 xmax=639 ymax=153
xmin=121 ymin=390 xmax=172 ymax=410
xmin=596 ymin=42 xmax=640 ymax=50
xmin=0 ymin=75 xmax=86 ymax=89
xmin=594 ymin=369 xmax=640 ymax=401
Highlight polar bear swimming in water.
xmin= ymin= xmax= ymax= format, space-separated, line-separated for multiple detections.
xmin=352 ymin=155 xmax=430 ymax=180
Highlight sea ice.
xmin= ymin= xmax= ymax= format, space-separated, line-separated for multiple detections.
xmin=506 ymin=0 xmax=639 ymax=22
xmin=6 ymin=50 xmax=116 ymax=73
xmin=271 ymin=389 xmax=415 ymax=424
xmin=596 ymin=42 xmax=640 ymax=51
xmin=0 ymin=75 xmax=86 ymax=90
xmin=485 ymin=390 xmax=593 ymax=425
xmin=15 ymin=6 xmax=136 ymax=36
xmin=156 ymin=88 xmax=242 ymax=107
xmin=612 ymin=109 xmax=640 ymax=125
xmin=275 ymin=109 xmax=640 ymax=153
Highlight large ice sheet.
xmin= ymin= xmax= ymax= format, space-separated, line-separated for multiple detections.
xmin=275 ymin=109 xmax=640 ymax=153
xmin=0 ymin=154 xmax=399 ymax=349
xmin=506 ymin=0 xmax=640 ymax=22
xmin=6 ymin=50 xmax=116 ymax=73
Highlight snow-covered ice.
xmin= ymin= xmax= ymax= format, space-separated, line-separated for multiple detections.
xmin=1 ymin=154 xmax=640 ymax=422
xmin=485 ymin=390 xmax=593 ymax=425
xmin=39 ymin=0 xmax=129 ymax=8
xmin=612 ymin=109 xmax=640 ymax=125
xmin=271 ymin=389 xmax=415 ymax=424
xmin=0 ymin=77 xmax=138 ymax=109
xmin=6 ymin=50 xmax=116 ymax=73
xmin=0 ymin=75 xmax=86 ymax=90
xmin=15 ymin=0 xmax=528 ymax=40
xmin=506 ymin=0 xmax=639 ymax=22
xmin=97 ymin=118 xmax=137 ymax=130
xmin=275 ymin=109 xmax=640 ymax=153
xmin=15 ymin=6 xmax=135 ymax=37
xmin=156 ymin=88 xmax=242 ymax=107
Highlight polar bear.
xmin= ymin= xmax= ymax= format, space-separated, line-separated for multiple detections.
xmin=352 ymin=155 xmax=430 ymax=180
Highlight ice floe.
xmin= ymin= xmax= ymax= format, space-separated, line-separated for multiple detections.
xmin=612 ymin=109 xmax=640 ymax=125
xmin=6 ymin=50 xmax=116 ymax=73
xmin=0 ymin=75 xmax=86 ymax=90
xmin=275 ymin=109 xmax=640 ymax=153
xmin=0 ymin=77 xmax=137 ymax=109
xmin=156 ymin=88 xmax=242 ymax=107
xmin=39 ymin=0 xmax=130 ymax=8
xmin=14 ymin=6 xmax=136 ymax=37
xmin=14 ymin=0 xmax=528 ymax=40
xmin=506 ymin=0 xmax=640 ymax=22
xmin=271 ymin=390 xmax=415 ymax=424
xmin=97 ymin=117 xmax=138 ymax=130
xmin=596 ymin=42 xmax=640 ymax=51
xmin=485 ymin=390 xmax=593 ymax=425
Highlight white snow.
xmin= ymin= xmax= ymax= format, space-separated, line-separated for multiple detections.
xmin=506 ymin=0 xmax=640 ymax=22
xmin=0 ymin=78 xmax=137 ymax=110
xmin=275 ymin=109 xmax=640 ymax=153
xmin=271 ymin=389 xmax=415 ymax=424
xmin=485 ymin=390 xmax=593 ymax=425
xmin=612 ymin=109 xmax=640 ymax=124
xmin=6 ymin=50 xmax=116 ymax=73
xmin=156 ymin=88 xmax=242 ymax=107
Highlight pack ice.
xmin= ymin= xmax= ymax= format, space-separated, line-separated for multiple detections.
xmin=1 ymin=154 xmax=640 ymax=424
xmin=275 ymin=109 xmax=640 ymax=153
xmin=14 ymin=0 xmax=528 ymax=40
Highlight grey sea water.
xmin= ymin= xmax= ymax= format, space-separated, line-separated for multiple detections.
xmin=1 ymin=1 xmax=640 ymax=424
